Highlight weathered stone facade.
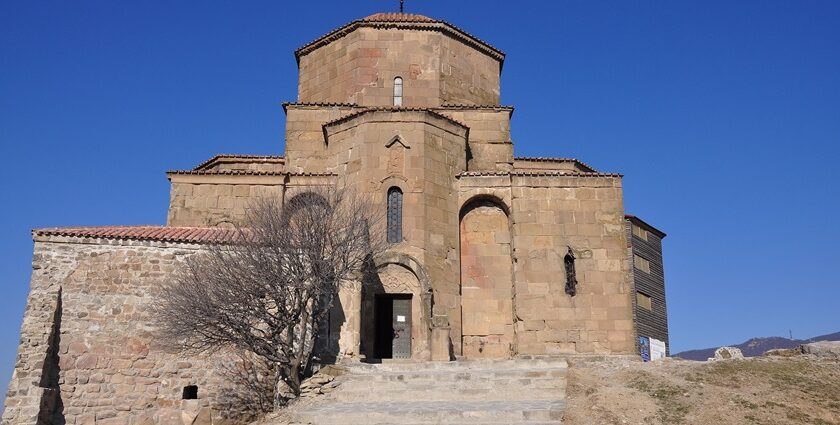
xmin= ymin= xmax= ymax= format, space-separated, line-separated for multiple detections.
xmin=2 ymin=234 xmax=242 ymax=424
xmin=4 ymin=11 xmax=668 ymax=424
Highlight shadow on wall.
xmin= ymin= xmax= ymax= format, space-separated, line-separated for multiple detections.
xmin=37 ymin=288 xmax=64 ymax=425
xmin=359 ymin=256 xmax=387 ymax=362
xmin=317 ymin=284 xmax=346 ymax=366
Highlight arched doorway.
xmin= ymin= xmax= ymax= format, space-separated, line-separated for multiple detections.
xmin=360 ymin=261 xmax=431 ymax=360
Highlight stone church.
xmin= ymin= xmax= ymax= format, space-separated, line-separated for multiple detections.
xmin=3 ymin=11 xmax=668 ymax=424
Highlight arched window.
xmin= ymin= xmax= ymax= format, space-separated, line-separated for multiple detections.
xmin=564 ymin=247 xmax=577 ymax=296
xmin=393 ymin=77 xmax=403 ymax=106
xmin=387 ymin=187 xmax=403 ymax=243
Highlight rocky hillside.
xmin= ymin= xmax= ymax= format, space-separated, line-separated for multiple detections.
xmin=674 ymin=331 xmax=840 ymax=360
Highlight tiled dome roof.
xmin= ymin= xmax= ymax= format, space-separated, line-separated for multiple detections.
xmin=361 ymin=12 xmax=437 ymax=23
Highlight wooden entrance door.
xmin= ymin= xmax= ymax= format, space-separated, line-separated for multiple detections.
xmin=374 ymin=295 xmax=412 ymax=359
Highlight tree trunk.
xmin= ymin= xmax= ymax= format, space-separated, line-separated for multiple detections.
xmin=273 ymin=366 xmax=285 ymax=410
xmin=289 ymin=360 xmax=301 ymax=395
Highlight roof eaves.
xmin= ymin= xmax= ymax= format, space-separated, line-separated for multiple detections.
xmin=625 ymin=215 xmax=667 ymax=238
xmin=282 ymin=102 xmax=359 ymax=113
xmin=32 ymin=226 xmax=242 ymax=245
xmin=457 ymin=170 xmax=623 ymax=178
xmin=167 ymin=170 xmax=337 ymax=177
xmin=168 ymin=170 xmax=289 ymax=176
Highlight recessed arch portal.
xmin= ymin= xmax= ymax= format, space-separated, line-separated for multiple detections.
xmin=459 ymin=197 xmax=514 ymax=358
xmin=360 ymin=254 xmax=432 ymax=360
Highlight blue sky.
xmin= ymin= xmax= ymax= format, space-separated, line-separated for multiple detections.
xmin=1 ymin=0 xmax=839 ymax=408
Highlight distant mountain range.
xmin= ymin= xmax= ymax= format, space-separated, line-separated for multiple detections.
xmin=673 ymin=331 xmax=840 ymax=361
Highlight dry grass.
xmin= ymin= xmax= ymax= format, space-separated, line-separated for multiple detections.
xmin=563 ymin=355 xmax=840 ymax=425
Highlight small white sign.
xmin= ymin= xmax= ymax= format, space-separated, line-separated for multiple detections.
xmin=396 ymin=315 xmax=406 ymax=322
xmin=650 ymin=338 xmax=667 ymax=360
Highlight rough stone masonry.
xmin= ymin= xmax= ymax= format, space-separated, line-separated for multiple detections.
xmin=3 ymin=11 xmax=668 ymax=424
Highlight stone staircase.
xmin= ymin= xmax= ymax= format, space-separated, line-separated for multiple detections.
xmin=291 ymin=357 xmax=568 ymax=424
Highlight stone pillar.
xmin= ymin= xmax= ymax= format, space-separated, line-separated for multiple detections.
xmin=350 ymin=283 xmax=362 ymax=357
xmin=431 ymin=327 xmax=453 ymax=361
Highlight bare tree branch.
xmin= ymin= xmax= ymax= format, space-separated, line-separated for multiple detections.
xmin=154 ymin=186 xmax=385 ymax=409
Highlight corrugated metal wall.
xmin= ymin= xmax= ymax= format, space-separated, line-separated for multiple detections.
xmin=627 ymin=219 xmax=670 ymax=356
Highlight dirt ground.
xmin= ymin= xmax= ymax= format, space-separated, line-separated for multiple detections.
xmin=562 ymin=354 xmax=840 ymax=425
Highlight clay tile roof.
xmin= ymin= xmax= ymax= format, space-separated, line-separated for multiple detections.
xmin=167 ymin=169 xmax=336 ymax=177
xmin=439 ymin=104 xmax=514 ymax=110
xmin=361 ymin=12 xmax=436 ymax=23
xmin=457 ymin=170 xmax=623 ymax=178
xmin=168 ymin=169 xmax=289 ymax=176
xmin=33 ymin=226 xmax=241 ymax=244
xmin=193 ymin=154 xmax=285 ymax=171
xmin=281 ymin=102 xmax=358 ymax=112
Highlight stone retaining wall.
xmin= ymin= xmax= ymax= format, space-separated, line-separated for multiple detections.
xmin=2 ymin=237 xmax=247 ymax=425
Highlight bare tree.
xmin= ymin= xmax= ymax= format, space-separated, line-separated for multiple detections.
xmin=155 ymin=186 xmax=384 ymax=409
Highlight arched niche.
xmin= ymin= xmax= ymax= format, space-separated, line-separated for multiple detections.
xmin=459 ymin=196 xmax=515 ymax=359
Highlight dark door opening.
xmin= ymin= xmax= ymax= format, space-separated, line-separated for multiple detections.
xmin=374 ymin=294 xmax=412 ymax=359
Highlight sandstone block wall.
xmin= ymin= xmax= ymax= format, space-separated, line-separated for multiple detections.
xmin=323 ymin=110 xmax=467 ymax=356
xmin=442 ymin=108 xmax=513 ymax=171
xmin=2 ymin=237 xmax=252 ymax=425
xmin=283 ymin=105 xmax=358 ymax=173
xmin=459 ymin=202 xmax=514 ymax=358
xmin=166 ymin=174 xmax=335 ymax=227
xmin=438 ymin=35 xmax=500 ymax=105
xmin=297 ymin=27 xmax=500 ymax=107
xmin=457 ymin=173 xmax=635 ymax=355
xmin=167 ymin=179 xmax=284 ymax=227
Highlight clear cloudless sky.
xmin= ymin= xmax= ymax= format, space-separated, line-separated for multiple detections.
xmin=1 ymin=0 xmax=839 ymax=409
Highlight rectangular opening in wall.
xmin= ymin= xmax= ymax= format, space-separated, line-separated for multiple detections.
xmin=183 ymin=385 xmax=198 ymax=400
xmin=636 ymin=292 xmax=652 ymax=311
xmin=634 ymin=254 xmax=651 ymax=273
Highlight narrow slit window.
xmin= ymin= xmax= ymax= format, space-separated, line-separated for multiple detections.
xmin=564 ymin=248 xmax=577 ymax=296
xmin=393 ymin=77 xmax=403 ymax=106
xmin=387 ymin=187 xmax=403 ymax=243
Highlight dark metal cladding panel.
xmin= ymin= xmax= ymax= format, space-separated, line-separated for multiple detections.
xmin=627 ymin=220 xmax=670 ymax=355
xmin=392 ymin=297 xmax=412 ymax=359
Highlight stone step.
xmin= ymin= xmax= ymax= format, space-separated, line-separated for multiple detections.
xmin=336 ymin=379 xmax=565 ymax=394
xmin=327 ymin=386 xmax=565 ymax=402
xmin=338 ymin=378 xmax=566 ymax=391
xmin=343 ymin=358 xmax=568 ymax=373
xmin=293 ymin=359 xmax=568 ymax=424
xmin=333 ymin=369 xmax=566 ymax=394
xmin=341 ymin=368 xmax=568 ymax=380
xmin=294 ymin=399 xmax=566 ymax=424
